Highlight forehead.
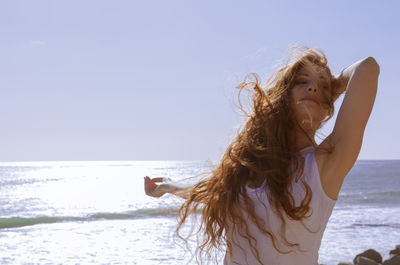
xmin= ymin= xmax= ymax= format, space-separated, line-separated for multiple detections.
xmin=297 ymin=65 xmax=329 ymax=81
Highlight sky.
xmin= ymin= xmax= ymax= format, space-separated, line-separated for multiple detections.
xmin=0 ymin=0 xmax=399 ymax=161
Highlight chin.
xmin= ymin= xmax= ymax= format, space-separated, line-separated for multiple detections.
xmin=299 ymin=118 xmax=322 ymax=132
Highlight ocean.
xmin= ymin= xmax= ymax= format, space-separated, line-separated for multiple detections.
xmin=0 ymin=160 xmax=399 ymax=265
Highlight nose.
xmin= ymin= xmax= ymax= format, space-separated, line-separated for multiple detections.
xmin=307 ymin=81 xmax=319 ymax=93
xmin=307 ymin=87 xmax=318 ymax=93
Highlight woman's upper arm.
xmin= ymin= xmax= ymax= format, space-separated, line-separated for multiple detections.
xmin=328 ymin=57 xmax=380 ymax=180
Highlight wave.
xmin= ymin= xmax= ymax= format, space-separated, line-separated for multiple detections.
xmin=0 ymin=207 xmax=185 ymax=230
xmin=338 ymin=190 xmax=400 ymax=206
xmin=340 ymin=190 xmax=400 ymax=197
xmin=351 ymin=223 xmax=400 ymax=229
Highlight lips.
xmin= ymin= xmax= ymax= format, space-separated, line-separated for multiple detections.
xmin=300 ymin=97 xmax=319 ymax=104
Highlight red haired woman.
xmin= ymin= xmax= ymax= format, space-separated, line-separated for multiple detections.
xmin=144 ymin=47 xmax=380 ymax=265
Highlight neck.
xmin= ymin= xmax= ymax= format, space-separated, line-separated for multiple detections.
xmin=293 ymin=128 xmax=316 ymax=151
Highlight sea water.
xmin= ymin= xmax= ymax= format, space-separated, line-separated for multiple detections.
xmin=0 ymin=160 xmax=399 ymax=264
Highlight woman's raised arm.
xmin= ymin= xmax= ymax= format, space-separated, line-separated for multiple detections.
xmin=321 ymin=57 xmax=379 ymax=199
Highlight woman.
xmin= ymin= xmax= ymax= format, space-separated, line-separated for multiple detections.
xmin=144 ymin=47 xmax=380 ymax=265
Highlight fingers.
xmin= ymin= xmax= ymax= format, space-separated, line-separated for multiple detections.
xmin=152 ymin=177 xmax=164 ymax=183
xmin=144 ymin=176 xmax=166 ymax=197
xmin=144 ymin=176 xmax=164 ymax=183
xmin=144 ymin=176 xmax=155 ymax=186
xmin=144 ymin=176 xmax=156 ymax=194
xmin=144 ymin=176 xmax=163 ymax=196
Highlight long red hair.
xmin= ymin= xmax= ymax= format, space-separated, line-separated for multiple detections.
xmin=175 ymin=46 xmax=342 ymax=264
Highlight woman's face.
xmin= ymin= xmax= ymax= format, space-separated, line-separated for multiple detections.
xmin=289 ymin=64 xmax=331 ymax=133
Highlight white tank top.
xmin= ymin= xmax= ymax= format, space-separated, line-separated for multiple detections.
xmin=224 ymin=146 xmax=337 ymax=265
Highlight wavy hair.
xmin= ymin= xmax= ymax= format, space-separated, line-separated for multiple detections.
xmin=175 ymin=46 xmax=343 ymax=265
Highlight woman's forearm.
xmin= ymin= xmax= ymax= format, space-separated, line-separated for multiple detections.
xmin=160 ymin=177 xmax=207 ymax=202
xmin=161 ymin=183 xmax=192 ymax=200
xmin=334 ymin=57 xmax=380 ymax=98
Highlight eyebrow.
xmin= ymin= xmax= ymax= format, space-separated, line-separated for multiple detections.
xmin=297 ymin=73 xmax=308 ymax=78
xmin=298 ymin=73 xmax=329 ymax=81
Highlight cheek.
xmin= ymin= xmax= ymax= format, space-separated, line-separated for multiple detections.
xmin=289 ymin=87 xmax=301 ymax=103
xmin=289 ymin=96 xmax=300 ymax=112
xmin=291 ymin=85 xmax=301 ymax=95
xmin=322 ymin=108 xmax=330 ymax=118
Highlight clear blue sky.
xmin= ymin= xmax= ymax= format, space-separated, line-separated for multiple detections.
xmin=0 ymin=0 xmax=398 ymax=161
